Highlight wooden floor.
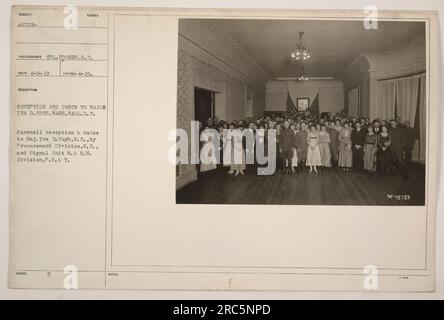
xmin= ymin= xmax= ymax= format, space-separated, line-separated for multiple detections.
xmin=176 ymin=164 xmax=425 ymax=205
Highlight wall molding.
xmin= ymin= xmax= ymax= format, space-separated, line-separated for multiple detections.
xmin=179 ymin=34 xmax=266 ymax=90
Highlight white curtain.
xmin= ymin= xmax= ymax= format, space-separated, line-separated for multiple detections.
xmin=377 ymin=80 xmax=396 ymax=120
xmin=348 ymin=87 xmax=360 ymax=117
xmin=419 ymin=73 xmax=426 ymax=161
xmin=377 ymin=73 xmax=425 ymax=161
xmin=395 ymin=75 xmax=420 ymax=125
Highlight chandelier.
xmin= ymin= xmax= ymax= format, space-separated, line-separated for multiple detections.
xmin=290 ymin=31 xmax=311 ymax=61
xmin=297 ymin=66 xmax=309 ymax=81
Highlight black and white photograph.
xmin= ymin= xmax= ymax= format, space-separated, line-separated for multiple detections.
xmin=175 ymin=18 xmax=427 ymax=206
xmin=4 ymin=2 xmax=441 ymax=296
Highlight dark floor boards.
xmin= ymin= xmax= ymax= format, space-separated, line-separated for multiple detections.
xmin=176 ymin=164 xmax=425 ymax=205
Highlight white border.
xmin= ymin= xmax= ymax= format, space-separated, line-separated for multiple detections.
xmin=0 ymin=0 xmax=443 ymax=299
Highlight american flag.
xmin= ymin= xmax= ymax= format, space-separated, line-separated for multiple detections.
xmin=309 ymin=92 xmax=320 ymax=118
xmin=286 ymin=92 xmax=298 ymax=118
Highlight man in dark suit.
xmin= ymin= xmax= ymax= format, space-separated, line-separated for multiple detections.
xmin=279 ymin=120 xmax=296 ymax=175
xmin=295 ymin=123 xmax=309 ymax=172
xmin=391 ymin=120 xmax=408 ymax=180
xmin=327 ymin=121 xmax=339 ymax=168
xmin=372 ymin=120 xmax=382 ymax=173
xmin=351 ymin=122 xmax=366 ymax=172
xmin=360 ymin=118 xmax=368 ymax=131
xmin=373 ymin=120 xmax=381 ymax=135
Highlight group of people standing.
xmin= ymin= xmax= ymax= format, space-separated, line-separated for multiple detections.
xmin=199 ymin=114 xmax=416 ymax=180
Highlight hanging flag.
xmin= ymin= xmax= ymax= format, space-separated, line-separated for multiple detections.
xmin=309 ymin=92 xmax=320 ymax=118
xmin=286 ymin=92 xmax=298 ymax=118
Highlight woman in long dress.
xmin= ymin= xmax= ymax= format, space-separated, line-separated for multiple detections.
xmin=256 ymin=123 xmax=267 ymax=172
xmin=363 ymin=125 xmax=377 ymax=173
xmin=377 ymin=126 xmax=393 ymax=176
xmin=275 ymin=123 xmax=283 ymax=172
xmin=200 ymin=130 xmax=217 ymax=173
xmin=217 ymin=126 xmax=225 ymax=170
xmin=226 ymin=124 xmax=246 ymax=176
xmin=338 ymin=123 xmax=353 ymax=171
xmin=306 ymin=125 xmax=322 ymax=173
xmin=318 ymin=125 xmax=331 ymax=168
xmin=290 ymin=122 xmax=299 ymax=173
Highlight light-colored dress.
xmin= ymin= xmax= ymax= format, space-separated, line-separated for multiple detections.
xmin=363 ymin=133 xmax=377 ymax=171
xmin=222 ymin=129 xmax=246 ymax=171
xmin=200 ymin=131 xmax=217 ymax=172
xmin=306 ymin=131 xmax=322 ymax=166
xmin=230 ymin=130 xmax=246 ymax=171
xmin=338 ymin=128 xmax=353 ymax=167
xmin=291 ymin=129 xmax=298 ymax=167
xmin=318 ymin=131 xmax=331 ymax=167
xmin=230 ymin=152 xmax=246 ymax=171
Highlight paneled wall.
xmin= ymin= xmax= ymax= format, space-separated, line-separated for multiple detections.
xmin=176 ymin=20 xmax=268 ymax=189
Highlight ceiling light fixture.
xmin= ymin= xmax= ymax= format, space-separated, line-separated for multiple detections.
xmin=290 ymin=31 xmax=311 ymax=61
xmin=296 ymin=66 xmax=309 ymax=81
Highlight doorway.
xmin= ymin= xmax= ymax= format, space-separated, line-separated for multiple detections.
xmin=194 ymin=87 xmax=215 ymax=126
